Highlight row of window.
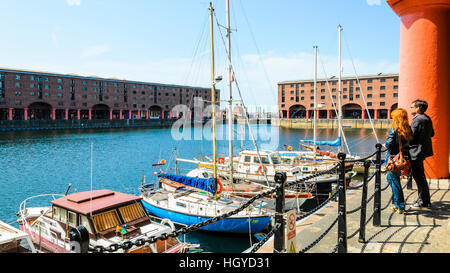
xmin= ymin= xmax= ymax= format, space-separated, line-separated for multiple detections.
xmin=281 ymin=92 xmax=397 ymax=102
xmin=282 ymin=77 xmax=398 ymax=89
xmin=11 ymin=74 xmax=210 ymax=93
xmin=281 ymin=101 xmax=388 ymax=108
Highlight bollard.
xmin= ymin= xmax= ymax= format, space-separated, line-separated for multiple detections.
xmin=273 ymin=172 xmax=287 ymax=253
xmin=337 ymin=153 xmax=347 ymax=253
xmin=373 ymin=143 xmax=382 ymax=227
xmin=358 ymin=161 xmax=371 ymax=243
xmin=69 ymin=225 xmax=90 ymax=253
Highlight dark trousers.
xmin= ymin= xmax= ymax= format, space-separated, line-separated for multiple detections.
xmin=410 ymin=158 xmax=431 ymax=205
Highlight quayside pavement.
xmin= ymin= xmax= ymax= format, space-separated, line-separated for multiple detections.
xmin=256 ymin=173 xmax=450 ymax=253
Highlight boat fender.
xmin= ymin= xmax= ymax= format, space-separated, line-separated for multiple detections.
xmin=216 ymin=178 xmax=223 ymax=194
xmin=160 ymin=218 xmax=176 ymax=232
xmin=258 ymin=165 xmax=268 ymax=174
xmin=160 ymin=159 xmax=166 ymax=165
xmin=218 ymin=157 xmax=225 ymax=164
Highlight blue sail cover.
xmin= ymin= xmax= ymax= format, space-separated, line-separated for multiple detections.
xmin=158 ymin=173 xmax=217 ymax=194
xmin=301 ymin=136 xmax=342 ymax=147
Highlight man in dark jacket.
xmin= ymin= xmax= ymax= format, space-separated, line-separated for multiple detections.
xmin=409 ymin=99 xmax=434 ymax=208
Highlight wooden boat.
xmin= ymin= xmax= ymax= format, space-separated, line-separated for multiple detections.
xmin=17 ymin=190 xmax=194 ymax=253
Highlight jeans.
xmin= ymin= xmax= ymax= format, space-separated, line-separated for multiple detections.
xmin=386 ymin=171 xmax=405 ymax=211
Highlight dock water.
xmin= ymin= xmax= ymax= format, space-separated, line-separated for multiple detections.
xmin=256 ymin=174 xmax=450 ymax=253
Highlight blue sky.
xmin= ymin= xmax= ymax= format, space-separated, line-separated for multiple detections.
xmin=0 ymin=0 xmax=400 ymax=109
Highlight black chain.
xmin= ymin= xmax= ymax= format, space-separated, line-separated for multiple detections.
xmin=88 ymin=163 xmax=340 ymax=253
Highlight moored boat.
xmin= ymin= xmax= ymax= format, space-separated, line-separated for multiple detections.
xmin=0 ymin=219 xmax=37 ymax=253
xmin=17 ymin=189 xmax=194 ymax=253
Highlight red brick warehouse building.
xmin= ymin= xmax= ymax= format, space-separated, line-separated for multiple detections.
xmin=0 ymin=68 xmax=218 ymax=121
xmin=278 ymin=73 xmax=399 ymax=120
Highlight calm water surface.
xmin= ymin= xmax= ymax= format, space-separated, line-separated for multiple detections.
xmin=0 ymin=124 xmax=388 ymax=252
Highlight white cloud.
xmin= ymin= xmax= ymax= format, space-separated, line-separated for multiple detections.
xmin=366 ymin=0 xmax=381 ymax=6
xmin=80 ymin=45 xmax=111 ymax=58
xmin=66 ymin=0 xmax=81 ymax=6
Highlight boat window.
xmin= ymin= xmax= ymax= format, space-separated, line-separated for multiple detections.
xmin=244 ymin=156 xmax=251 ymax=163
xmin=31 ymin=221 xmax=48 ymax=236
xmin=79 ymin=215 xmax=93 ymax=234
xmin=270 ymin=154 xmax=281 ymax=164
xmin=176 ymin=202 xmax=186 ymax=208
xmin=119 ymin=203 xmax=146 ymax=223
xmin=93 ymin=210 xmax=121 ymax=233
xmin=253 ymin=156 xmax=270 ymax=164
xmin=68 ymin=211 xmax=77 ymax=227
xmin=53 ymin=206 xmax=67 ymax=223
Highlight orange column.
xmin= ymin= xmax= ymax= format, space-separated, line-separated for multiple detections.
xmin=387 ymin=0 xmax=450 ymax=178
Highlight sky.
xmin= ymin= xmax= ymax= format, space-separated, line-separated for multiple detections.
xmin=0 ymin=0 xmax=400 ymax=111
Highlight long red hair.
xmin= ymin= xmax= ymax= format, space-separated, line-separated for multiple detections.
xmin=390 ymin=108 xmax=413 ymax=141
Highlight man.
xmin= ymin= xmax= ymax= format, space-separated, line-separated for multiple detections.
xmin=409 ymin=99 xmax=434 ymax=208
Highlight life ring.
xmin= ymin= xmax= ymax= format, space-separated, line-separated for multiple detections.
xmin=258 ymin=165 xmax=268 ymax=174
xmin=216 ymin=178 xmax=223 ymax=194
xmin=287 ymin=145 xmax=293 ymax=151
xmin=218 ymin=157 xmax=225 ymax=164
xmin=160 ymin=218 xmax=176 ymax=231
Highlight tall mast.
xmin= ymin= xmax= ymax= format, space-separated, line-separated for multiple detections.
xmin=313 ymin=45 xmax=318 ymax=162
xmin=209 ymin=2 xmax=217 ymax=181
xmin=226 ymin=0 xmax=234 ymax=184
xmin=337 ymin=24 xmax=343 ymax=153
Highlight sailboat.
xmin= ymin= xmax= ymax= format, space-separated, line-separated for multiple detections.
xmin=140 ymin=2 xmax=272 ymax=233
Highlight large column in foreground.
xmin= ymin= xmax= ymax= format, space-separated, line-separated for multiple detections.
xmin=387 ymin=0 xmax=449 ymax=178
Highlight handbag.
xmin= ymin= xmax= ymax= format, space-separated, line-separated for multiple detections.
xmin=386 ymin=132 xmax=408 ymax=173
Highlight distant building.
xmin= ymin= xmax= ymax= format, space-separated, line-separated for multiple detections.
xmin=0 ymin=68 xmax=219 ymax=121
xmin=278 ymin=73 xmax=398 ymax=119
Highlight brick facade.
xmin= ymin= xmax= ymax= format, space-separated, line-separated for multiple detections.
xmin=278 ymin=73 xmax=399 ymax=119
xmin=0 ymin=68 xmax=219 ymax=121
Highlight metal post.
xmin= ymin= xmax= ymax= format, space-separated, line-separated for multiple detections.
xmin=373 ymin=143 xmax=382 ymax=226
xmin=273 ymin=172 xmax=287 ymax=253
xmin=358 ymin=161 xmax=371 ymax=243
xmin=337 ymin=153 xmax=347 ymax=253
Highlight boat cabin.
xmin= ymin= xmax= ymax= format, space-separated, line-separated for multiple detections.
xmin=48 ymin=190 xmax=150 ymax=240
xmin=238 ymin=150 xmax=282 ymax=165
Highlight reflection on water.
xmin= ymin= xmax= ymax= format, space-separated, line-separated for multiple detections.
xmin=0 ymin=124 xmax=388 ymax=252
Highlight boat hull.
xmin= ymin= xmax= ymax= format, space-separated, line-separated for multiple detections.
xmin=141 ymin=200 xmax=271 ymax=233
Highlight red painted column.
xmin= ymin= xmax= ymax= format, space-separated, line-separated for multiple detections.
xmin=52 ymin=109 xmax=56 ymax=120
xmin=8 ymin=108 xmax=13 ymax=120
xmin=119 ymin=109 xmax=122 ymax=119
xmin=387 ymin=109 xmax=392 ymax=119
xmin=65 ymin=109 xmax=69 ymax=120
xmin=327 ymin=110 xmax=331 ymax=119
xmin=77 ymin=109 xmax=80 ymax=120
xmin=161 ymin=111 xmax=165 ymax=119
xmin=24 ymin=108 xmax=28 ymax=121
xmin=306 ymin=110 xmax=310 ymax=119
xmin=374 ymin=109 xmax=379 ymax=119
xmin=362 ymin=109 xmax=366 ymax=119
xmin=146 ymin=110 xmax=149 ymax=119
xmin=109 ymin=109 xmax=113 ymax=120
xmin=128 ymin=109 xmax=132 ymax=119
xmin=88 ymin=109 xmax=92 ymax=120
xmin=387 ymin=0 xmax=449 ymax=178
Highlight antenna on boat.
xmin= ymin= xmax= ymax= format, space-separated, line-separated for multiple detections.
xmin=226 ymin=0 xmax=234 ymax=185
xmin=65 ymin=184 xmax=72 ymax=196
xmin=313 ymin=45 xmax=318 ymax=164
xmin=337 ymin=24 xmax=344 ymax=153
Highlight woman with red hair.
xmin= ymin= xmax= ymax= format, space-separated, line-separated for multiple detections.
xmin=384 ymin=108 xmax=413 ymax=214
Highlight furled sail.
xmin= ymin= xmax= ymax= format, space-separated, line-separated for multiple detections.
xmin=301 ymin=136 xmax=341 ymax=147
xmin=158 ymin=173 xmax=217 ymax=194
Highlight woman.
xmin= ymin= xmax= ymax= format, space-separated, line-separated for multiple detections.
xmin=384 ymin=108 xmax=413 ymax=214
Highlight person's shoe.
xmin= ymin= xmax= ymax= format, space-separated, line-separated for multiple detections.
xmin=410 ymin=200 xmax=432 ymax=209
